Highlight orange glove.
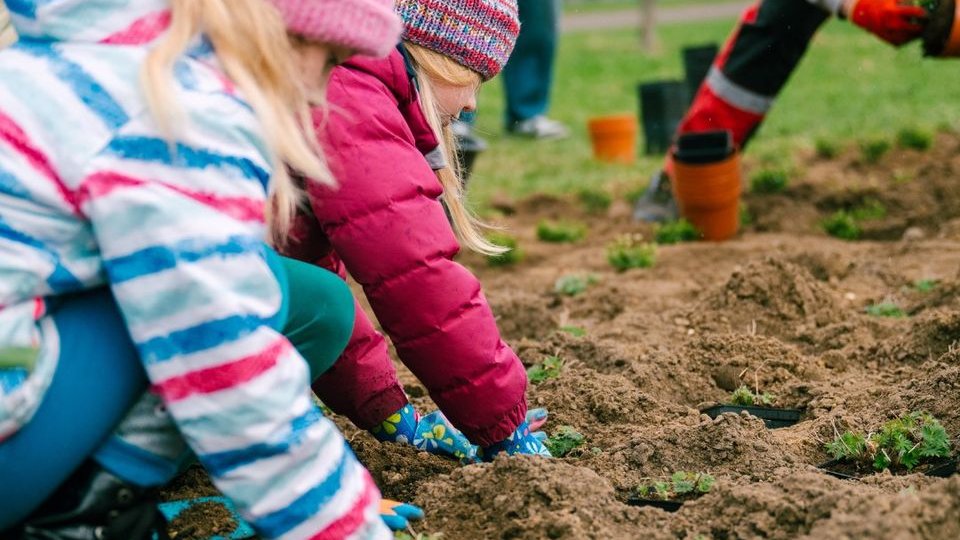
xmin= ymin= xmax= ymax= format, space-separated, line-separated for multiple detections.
xmin=847 ymin=0 xmax=928 ymax=46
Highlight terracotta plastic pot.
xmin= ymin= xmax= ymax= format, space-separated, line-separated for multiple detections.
xmin=587 ymin=114 xmax=638 ymax=164
xmin=672 ymin=152 xmax=742 ymax=242
xmin=923 ymin=0 xmax=960 ymax=57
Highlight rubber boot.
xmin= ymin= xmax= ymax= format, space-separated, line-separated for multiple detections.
xmin=15 ymin=461 xmax=168 ymax=540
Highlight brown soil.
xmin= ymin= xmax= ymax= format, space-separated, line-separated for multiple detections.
xmin=165 ymin=133 xmax=960 ymax=539
xmin=166 ymin=501 xmax=238 ymax=540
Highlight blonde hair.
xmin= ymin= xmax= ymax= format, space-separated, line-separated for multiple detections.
xmin=403 ymin=42 xmax=506 ymax=256
xmin=141 ymin=0 xmax=332 ymax=245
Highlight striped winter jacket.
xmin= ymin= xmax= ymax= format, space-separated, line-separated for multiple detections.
xmin=0 ymin=1 xmax=387 ymax=538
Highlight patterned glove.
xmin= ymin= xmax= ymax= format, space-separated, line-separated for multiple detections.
xmin=379 ymin=500 xmax=424 ymax=531
xmin=371 ymin=404 xmax=480 ymax=464
xmin=480 ymin=418 xmax=553 ymax=460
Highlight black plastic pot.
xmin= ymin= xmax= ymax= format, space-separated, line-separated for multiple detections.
xmin=682 ymin=44 xmax=719 ymax=103
xmin=700 ymin=404 xmax=802 ymax=429
xmin=922 ymin=0 xmax=959 ymax=57
xmin=638 ymin=80 xmax=689 ymax=156
xmin=819 ymin=457 xmax=958 ymax=480
xmin=626 ymin=497 xmax=683 ymax=512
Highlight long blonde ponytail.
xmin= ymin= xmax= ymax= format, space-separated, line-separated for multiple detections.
xmin=141 ymin=0 xmax=332 ymax=245
xmin=403 ymin=42 xmax=506 ymax=256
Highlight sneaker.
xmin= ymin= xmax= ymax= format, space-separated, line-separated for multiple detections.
xmin=508 ymin=116 xmax=570 ymax=140
xmin=633 ymin=169 xmax=679 ymax=223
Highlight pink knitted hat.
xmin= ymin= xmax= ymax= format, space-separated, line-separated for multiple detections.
xmin=269 ymin=0 xmax=403 ymax=58
xmin=394 ymin=0 xmax=520 ymax=80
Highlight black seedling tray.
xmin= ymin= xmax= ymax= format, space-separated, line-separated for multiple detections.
xmin=626 ymin=497 xmax=683 ymax=512
xmin=819 ymin=457 xmax=958 ymax=480
xmin=700 ymin=404 xmax=802 ymax=429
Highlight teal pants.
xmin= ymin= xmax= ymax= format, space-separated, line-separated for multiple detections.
xmin=0 ymin=249 xmax=354 ymax=530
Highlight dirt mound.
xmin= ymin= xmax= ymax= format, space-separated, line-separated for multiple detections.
xmin=487 ymin=290 xmax=558 ymax=341
xmin=872 ymin=309 xmax=960 ymax=363
xmin=350 ymin=436 xmax=458 ymax=502
xmin=414 ymin=456 xmax=653 ymax=540
xmin=694 ymin=257 xmax=842 ymax=335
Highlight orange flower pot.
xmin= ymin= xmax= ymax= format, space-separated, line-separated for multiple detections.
xmin=588 ymin=114 xmax=638 ymax=164
xmin=672 ymin=152 xmax=742 ymax=241
xmin=923 ymin=0 xmax=960 ymax=57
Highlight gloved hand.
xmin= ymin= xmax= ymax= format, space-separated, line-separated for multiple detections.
xmin=480 ymin=412 xmax=553 ymax=460
xmin=845 ymin=0 xmax=927 ymax=46
xmin=371 ymin=404 xmax=480 ymax=463
xmin=379 ymin=500 xmax=424 ymax=531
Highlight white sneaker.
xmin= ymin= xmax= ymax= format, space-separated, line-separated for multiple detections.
xmin=508 ymin=115 xmax=571 ymax=140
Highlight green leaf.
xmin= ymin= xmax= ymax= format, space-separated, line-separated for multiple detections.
xmin=559 ymin=326 xmax=587 ymax=337
xmin=544 ymin=425 xmax=585 ymax=457
xmin=654 ymin=219 xmax=701 ymax=245
xmin=730 ymin=386 xmax=756 ymax=406
xmin=537 ymin=220 xmax=586 ymax=243
xmin=696 ymin=474 xmax=716 ymax=493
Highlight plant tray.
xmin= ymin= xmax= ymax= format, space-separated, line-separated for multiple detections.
xmin=626 ymin=497 xmax=683 ymax=512
xmin=818 ymin=457 xmax=958 ymax=480
xmin=700 ymin=404 xmax=802 ymax=429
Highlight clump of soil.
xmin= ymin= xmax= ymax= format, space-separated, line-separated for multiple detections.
xmin=166 ymin=501 xmax=238 ymax=540
xmin=487 ymin=290 xmax=558 ymax=341
xmin=414 ymin=456 xmax=651 ymax=540
xmin=693 ymin=257 xmax=843 ymax=339
xmin=351 ymin=437 xmax=459 ymax=502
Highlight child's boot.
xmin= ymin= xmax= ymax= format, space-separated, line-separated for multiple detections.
xmin=16 ymin=460 xmax=167 ymax=540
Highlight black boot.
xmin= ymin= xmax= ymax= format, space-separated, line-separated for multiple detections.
xmin=14 ymin=461 xmax=168 ymax=540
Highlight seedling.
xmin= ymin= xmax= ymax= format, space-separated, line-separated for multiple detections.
xmin=654 ymin=219 xmax=700 ymax=245
xmin=537 ymin=220 xmax=586 ymax=243
xmin=825 ymin=412 xmax=952 ymax=472
xmin=865 ymin=301 xmax=906 ymax=318
xmin=485 ymin=233 xmax=522 ymax=267
xmin=750 ymin=168 xmax=789 ymax=194
xmin=815 ymin=137 xmax=839 ymax=159
xmin=634 ymin=471 xmax=716 ymax=501
xmin=554 ymin=274 xmax=598 ymax=296
xmin=607 ymin=234 xmax=656 ymax=271
xmin=730 ymin=385 xmax=775 ymax=407
xmin=850 ymin=198 xmax=887 ymax=221
xmin=527 ymin=355 xmax=564 ymax=384
xmin=559 ymin=325 xmax=587 ymax=337
xmin=913 ymin=279 xmax=939 ymax=293
xmin=739 ymin=205 xmax=754 ymax=226
xmin=544 ymin=426 xmax=585 ymax=457
xmin=860 ymin=137 xmax=891 ymax=164
xmin=578 ymin=188 xmax=612 ymax=214
xmin=822 ymin=211 xmax=861 ymax=240
xmin=897 ymin=127 xmax=933 ymax=151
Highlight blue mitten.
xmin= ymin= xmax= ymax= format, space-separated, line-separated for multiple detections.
xmin=371 ymin=405 xmax=480 ymax=464
xmin=481 ymin=420 xmax=553 ymax=460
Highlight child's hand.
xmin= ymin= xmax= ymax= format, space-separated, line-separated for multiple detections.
xmin=380 ymin=500 xmax=424 ymax=531
xmin=480 ymin=419 xmax=553 ymax=460
xmin=371 ymin=405 xmax=480 ymax=463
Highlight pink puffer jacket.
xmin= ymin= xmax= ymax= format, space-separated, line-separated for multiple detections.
xmin=286 ymin=48 xmax=528 ymax=447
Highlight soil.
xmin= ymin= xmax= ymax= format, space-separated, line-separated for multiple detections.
xmin=164 ymin=133 xmax=960 ymax=539
xmin=166 ymin=501 xmax=238 ymax=540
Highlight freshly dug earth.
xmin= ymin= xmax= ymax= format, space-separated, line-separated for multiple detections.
xmin=164 ymin=133 xmax=960 ymax=538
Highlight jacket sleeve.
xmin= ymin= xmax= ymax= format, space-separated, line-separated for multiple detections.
xmin=79 ymin=111 xmax=387 ymax=540
xmin=309 ymin=67 xmax=527 ymax=447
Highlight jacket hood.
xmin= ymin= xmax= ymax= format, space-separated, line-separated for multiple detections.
xmin=8 ymin=0 xmax=171 ymax=44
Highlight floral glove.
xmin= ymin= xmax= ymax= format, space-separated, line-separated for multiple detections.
xmin=371 ymin=404 xmax=480 ymax=464
xmin=480 ymin=410 xmax=553 ymax=460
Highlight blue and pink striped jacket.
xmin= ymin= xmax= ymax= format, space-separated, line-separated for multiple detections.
xmin=0 ymin=1 xmax=387 ymax=538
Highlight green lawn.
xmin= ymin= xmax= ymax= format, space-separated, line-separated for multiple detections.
xmin=563 ymin=0 xmax=733 ymax=14
xmin=468 ymin=17 xmax=960 ymax=211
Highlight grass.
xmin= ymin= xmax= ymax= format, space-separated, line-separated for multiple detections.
xmin=466 ymin=19 xmax=960 ymax=212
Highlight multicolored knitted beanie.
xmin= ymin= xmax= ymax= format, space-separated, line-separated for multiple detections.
xmin=269 ymin=0 xmax=403 ymax=58
xmin=394 ymin=0 xmax=520 ymax=80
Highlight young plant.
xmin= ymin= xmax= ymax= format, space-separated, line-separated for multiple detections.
xmin=554 ymin=274 xmax=599 ymax=297
xmin=486 ymin=233 xmax=522 ymax=267
xmin=860 ymin=137 xmax=891 ymax=164
xmin=739 ymin=204 xmax=754 ymax=227
xmin=897 ymin=127 xmax=933 ymax=151
xmin=865 ymin=301 xmax=906 ymax=318
xmin=730 ymin=385 xmax=775 ymax=407
xmin=537 ymin=220 xmax=586 ymax=243
xmin=815 ymin=137 xmax=839 ymax=159
xmin=607 ymin=234 xmax=656 ymax=271
xmin=544 ymin=426 xmax=585 ymax=457
xmin=750 ymin=168 xmax=790 ymax=194
xmin=825 ymin=412 xmax=952 ymax=472
xmin=578 ymin=188 xmax=612 ymax=214
xmin=526 ymin=355 xmax=564 ymax=384
xmin=913 ymin=279 xmax=939 ymax=293
xmin=635 ymin=471 xmax=716 ymax=500
xmin=850 ymin=198 xmax=887 ymax=222
xmin=654 ymin=219 xmax=700 ymax=245
xmin=822 ymin=210 xmax=861 ymax=240
xmin=559 ymin=326 xmax=587 ymax=337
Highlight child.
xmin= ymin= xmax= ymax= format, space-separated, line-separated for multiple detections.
xmin=285 ymin=0 xmax=551 ymax=459
xmin=0 ymin=1 xmax=403 ymax=538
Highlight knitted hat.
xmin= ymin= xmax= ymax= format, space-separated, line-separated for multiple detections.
xmin=394 ymin=0 xmax=520 ymax=80
xmin=269 ymin=0 xmax=403 ymax=58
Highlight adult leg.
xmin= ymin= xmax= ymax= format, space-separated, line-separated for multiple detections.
xmin=502 ymin=0 xmax=561 ymax=126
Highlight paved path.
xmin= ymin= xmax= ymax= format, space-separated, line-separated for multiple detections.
xmin=562 ymin=1 xmax=751 ymax=32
